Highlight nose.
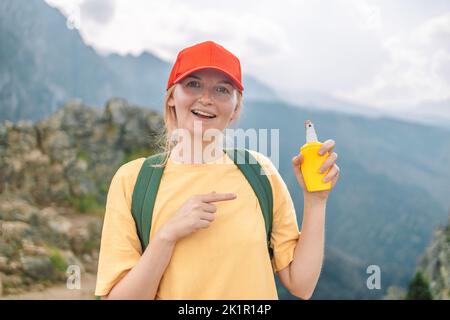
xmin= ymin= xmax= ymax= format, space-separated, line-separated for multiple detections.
xmin=198 ymin=87 xmax=213 ymax=104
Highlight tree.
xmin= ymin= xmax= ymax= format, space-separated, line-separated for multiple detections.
xmin=406 ymin=271 xmax=433 ymax=300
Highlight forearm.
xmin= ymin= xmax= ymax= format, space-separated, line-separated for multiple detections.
xmin=289 ymin=195 xmax=327 ymax=299
xmin=105 ymin=230 xmax=176 ymax=300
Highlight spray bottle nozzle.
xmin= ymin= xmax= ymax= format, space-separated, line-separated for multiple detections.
xmin=305 ymin=120 xmax=319 ymax=143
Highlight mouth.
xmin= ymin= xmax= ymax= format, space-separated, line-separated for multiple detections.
xmin=191 ymin=109 xmax=217 ymax=120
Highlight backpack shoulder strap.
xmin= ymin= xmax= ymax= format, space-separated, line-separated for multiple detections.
xmin=223 ymin=148 xmax=274 ymax=258
xmin=131 ymin=152 xmax=167 ymax=252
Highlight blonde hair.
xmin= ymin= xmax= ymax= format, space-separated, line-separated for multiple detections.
xmin=154 ymin=84 xmax=243 ymax=167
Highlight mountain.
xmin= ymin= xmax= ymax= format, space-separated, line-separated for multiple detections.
xmin=384 ymin=215 xmax=449 ymax=300
xmin=401 ymin=99 xmax=450 ymax=129
xmin=281 ymin=89 xmax=383 ymax=118
xmin=0 ymin=0 xmax=277 ymax=122
xmin=282 ymin=91 xmax=450 ymax=131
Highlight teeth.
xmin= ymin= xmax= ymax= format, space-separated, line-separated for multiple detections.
xmin=192 ymin=110 xmax=216 ymax=118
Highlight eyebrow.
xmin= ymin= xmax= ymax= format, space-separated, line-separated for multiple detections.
xmin=186 ymin=75 xmax=234 ymax=86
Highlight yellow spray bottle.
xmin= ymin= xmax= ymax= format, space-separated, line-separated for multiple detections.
xmin=300 ymin=120 xmax=332 ymax=192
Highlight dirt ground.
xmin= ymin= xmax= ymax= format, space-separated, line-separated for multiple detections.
xmin=2 ymin=273 xmax=97 ymax=300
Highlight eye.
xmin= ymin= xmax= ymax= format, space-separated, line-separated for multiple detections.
xmin=216 ymin=86 xmax=230 ymax=94
xmin=186 ymin=80 xmax=201 ymax=88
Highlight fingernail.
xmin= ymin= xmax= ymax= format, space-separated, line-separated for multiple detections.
xmin=318 ymin=150 xmax=324 ymax=155
xmin=323 ymin=177 xmax=328 ymax=182
xmin=318 ymin=168 xmax=323 ymax=174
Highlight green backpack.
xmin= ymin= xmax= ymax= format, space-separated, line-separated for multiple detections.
xmin=131 ymin=148 xmax=274 ymax=258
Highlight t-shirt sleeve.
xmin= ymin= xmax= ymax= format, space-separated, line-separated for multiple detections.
xmin=249 ymin=150 xmax=300 ymax=272
xmin=94 ymin=158 xmax=145 ymax=297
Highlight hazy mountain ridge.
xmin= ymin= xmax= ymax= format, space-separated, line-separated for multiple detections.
xmin=0 ymin=0 xmax=278 ymax=122
xmin=238 ymin=100 xmax=450 ymax=298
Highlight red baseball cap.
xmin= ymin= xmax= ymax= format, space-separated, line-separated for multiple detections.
xmin=166 ymin=41 xmax=244 ymax=92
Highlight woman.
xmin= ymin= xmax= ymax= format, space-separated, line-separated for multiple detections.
xmin=95 ymin=41 xmax=340 ymax=300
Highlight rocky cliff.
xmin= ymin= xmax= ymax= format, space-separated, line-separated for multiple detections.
xmin=414 ymin=215 xmax=450 ymax=299
xmin=385 ymin=214 xmax=450 ymax=300
xmin=0 ymin=98 xmax=164 ymax=296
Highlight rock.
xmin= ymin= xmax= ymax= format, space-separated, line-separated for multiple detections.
xmin=0 ymin=196 xmax=37 ymax=222
xmin=0 ymin=272 xmax=3 ymax=297
xmin=1 ymin=97 xmax=163 ymax=208
xmin=2 ymin=274 xmax=23 ymax=292
xmin=408 ymin=215 xmax=450 ymax=300
xmin=383 ymin=286 xmax=406 ymax=300
xmin=0 ymin=121 xmax=7 ymax=144
xmin=47 ymin=217 xmax=72 ymax=235
xmin=23 ymin=149 xmax=50 ymax=166
xmin=21 ymin=239 xmax=48 ymax=256
xmin=61 ymin=250 xmax=85 ymax=273
xmin=40 ymin=207 xmax=72 ymax=235
xmin=9 ymin=261 xmax=21 ymax=273
xmin=59 ymin=101 xmax=98 ymax=138
xmin=39 ymin=206 xmax=58 ymax=220
xmin=70 ymin=228 xmax=90 ymax=255
xmin=5 ymin=120 xmax=37 ymax=153
xmin=20 ymin=255 xmax=55 ymax=280
xmin=65 ymin=161 xmax=96 ymax=197
xmin=81 ymin=253 xmax=97 ymax=273
xmin=0 ymin=98 xmax=164 ymax=295
xmin=0 ymin=256 xmax=8 ymax=272
xmin=42 ymin=130 xmax=74 ymax=164
xmin=105 ymin=98 xmax=130 ymax=126
xmin=0 ymin=221 xmax=31 ymax=239
xmin=91 ymin=250 xmax=99 ymax=261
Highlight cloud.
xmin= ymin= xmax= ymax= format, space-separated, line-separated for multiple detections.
xmin=338 ymin=12 xmax=450 ymax=109
xmin=45 ymin=0 xmax=450 ymax=115
xmin=80 ymin=0 xmax=116 ymax=25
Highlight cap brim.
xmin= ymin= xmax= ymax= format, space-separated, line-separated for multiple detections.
xmin=172 ymin=66 xmax=243 ymax=92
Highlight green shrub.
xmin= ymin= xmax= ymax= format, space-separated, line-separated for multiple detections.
xmin=49 ymin=248 xmax=68 ymax=273
xmin=76 ymin=150 xmax=90 ymax=162
xmin=406 ymin=271 xmax=433 ymax=300
xmin=123 ymin=148 xmax=155 ymax=164
xmin=70 ymin=195 xmax=103 ymax=214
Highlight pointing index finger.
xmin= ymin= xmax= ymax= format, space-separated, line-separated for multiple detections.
xmin=199 ymin=192 xmax=238 ymax=203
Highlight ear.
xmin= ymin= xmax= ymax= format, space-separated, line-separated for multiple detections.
xmin=167 ymin=85 xmax=177 ymax=107
xmin=230 ymin=100 xmax=241 ymax=123
xmin=168 ymin=95 xmax=175 ymax=107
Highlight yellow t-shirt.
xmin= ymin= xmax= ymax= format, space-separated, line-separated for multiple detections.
xmin=95 ymin=150 xmax=300 ymax=299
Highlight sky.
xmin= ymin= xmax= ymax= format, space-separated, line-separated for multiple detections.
xmin=45 ymin=0 xmax=450 ymax=121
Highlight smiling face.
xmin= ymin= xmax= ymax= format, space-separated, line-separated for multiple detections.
xmin=167 ymin=69 xmax=241 ymax=138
